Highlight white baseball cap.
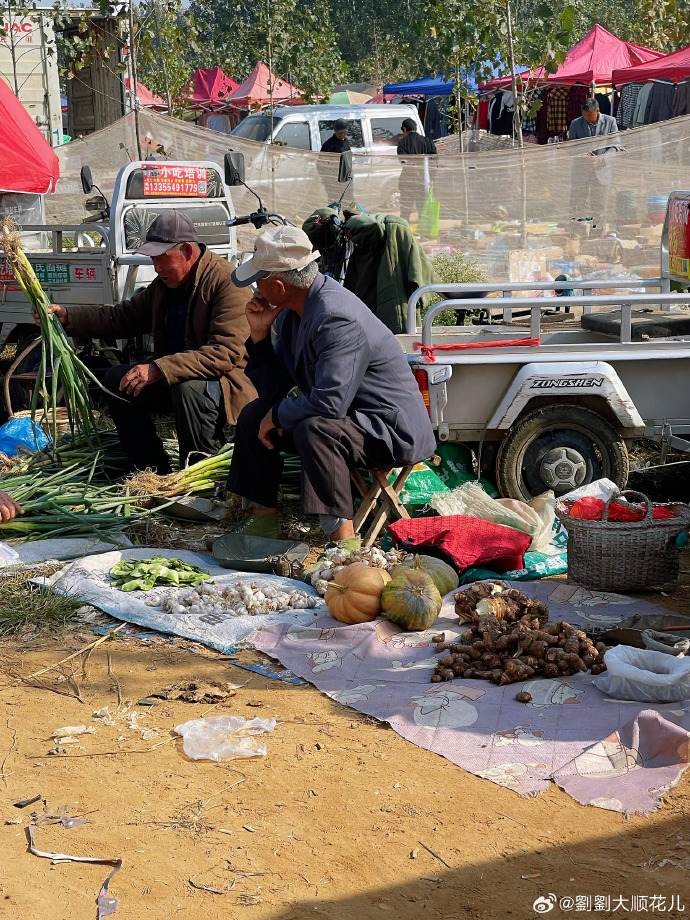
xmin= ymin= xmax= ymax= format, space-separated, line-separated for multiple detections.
xmin=232 ymin=225 xmax=320 ymax=287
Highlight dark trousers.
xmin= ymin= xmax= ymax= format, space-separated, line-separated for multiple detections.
xmin=104 ymin=364 xmax=223 ymax=474
xmin=226 ymin=398 xmax=396 ymax=519
xmin=399 ymin=168 xmax=426 ymax=223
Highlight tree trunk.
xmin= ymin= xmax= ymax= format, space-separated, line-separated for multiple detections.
xmin=505 ymin=0 xmax=522 ymax=149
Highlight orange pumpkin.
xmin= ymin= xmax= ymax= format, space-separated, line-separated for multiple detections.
xmin=325 ymin=562 xmax=391 ymax=624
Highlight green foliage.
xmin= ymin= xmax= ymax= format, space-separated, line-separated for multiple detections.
xmin=188 ymin=0 xmax=347 ymax=101
xmin=425 ymin=251 xmax=485 ymax=326
xmin=136 ymin=0 xmax=199 ymax=114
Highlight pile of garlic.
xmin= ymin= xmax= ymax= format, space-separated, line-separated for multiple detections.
xmin=310 ymin=545 xmax=413 ymax=596
xmin=147 ymin=580 xmax=320 ymax=617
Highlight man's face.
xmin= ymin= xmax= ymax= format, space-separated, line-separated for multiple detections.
xmin=334 ymin=131 xmax=347 ymax=140
xmin=583 ymin=109 xmax=599 ymax=125
xmin=151 ymin=244 xmax=195 ymax=288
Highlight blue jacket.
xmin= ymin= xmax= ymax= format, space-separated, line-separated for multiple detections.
xmin=245 ymin=273 xmax=437 ymax=464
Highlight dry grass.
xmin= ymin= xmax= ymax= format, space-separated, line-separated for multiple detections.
xmin=0 ymin=564 xmax=84 ymax=635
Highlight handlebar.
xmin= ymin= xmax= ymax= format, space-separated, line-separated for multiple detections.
xmin=226 ymin=210 xmax=292 ymax=229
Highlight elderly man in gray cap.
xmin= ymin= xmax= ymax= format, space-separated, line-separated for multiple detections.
xmin=44 ymin=209 xmax=255 ymax=472
xmin=226 ymin=225 xmax=436 ymax=544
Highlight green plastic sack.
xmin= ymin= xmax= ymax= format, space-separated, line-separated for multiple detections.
xmin=434 ymin=442 xmax=472 ymax=487
xmin=433 ymin=443 xmax=499 ymax=497
xmin=388 ymin=462 xmax=447 ymax=507
xmin=419 ymin=187 xmax=440 ymax=238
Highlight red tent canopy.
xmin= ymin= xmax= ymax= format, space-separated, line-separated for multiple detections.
xmin=612 ymin=43 xmax=690 ymax=85
xmin=229 ymin=62 xmax=303 ymax=107
xmin=483 ymin=24 xmax=665 ymax=89
xmin=125 ymin=78 xmax=167 ymax=110
xmin=182 ymin=68 xmax=239 ymax=109
xmin=0 ymin=78 xmax=59 ymax=194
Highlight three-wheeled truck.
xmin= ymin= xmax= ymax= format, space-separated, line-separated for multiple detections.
xmin=402 ymin=191 xmax=690 ymax=500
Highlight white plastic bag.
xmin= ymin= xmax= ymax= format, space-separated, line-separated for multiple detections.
xmin=561 ymin=478 xmax=619 ymax=503
xmin=527 ymin=491 xmax=557 ymax=552
xmin=175 ymin=715 xmax=277 ymax=762
xmin=430 ymin=481 xmax=538 ymax=536
xmin=593 ymin=646 xmax=690 ymax=702
xmin=0 ymin=542 xmax=20 ymax=564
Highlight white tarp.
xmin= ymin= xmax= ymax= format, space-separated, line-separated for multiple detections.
xmin=42 ymin=547 xmax=325 ymax=651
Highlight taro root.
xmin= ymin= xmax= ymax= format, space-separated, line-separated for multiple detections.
xmin=475 ymin=595 xmax=520 ymax=622
xmin=431 ymin=586 xmax=610 ymax=683
xmin=515 ymin=691 xmax=532 ymax=703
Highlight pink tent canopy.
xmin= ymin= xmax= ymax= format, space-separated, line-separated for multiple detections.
xmin=182 ymin=68 xmax=240 ymax=110
xmin=483 ymin=24 xmax=665 ymax=89
xmin=126 ymin=78 xmax=167 ymax=110
xmin=612 ymin=43 xmax=690 ymax=85
xmin=229 ymin=61 xmax=303 ymax=107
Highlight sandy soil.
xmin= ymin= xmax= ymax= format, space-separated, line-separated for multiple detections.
xmin=0 ymin=602 xmax=688 ymax=920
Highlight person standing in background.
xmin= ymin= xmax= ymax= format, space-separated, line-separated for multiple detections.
xmin=396 ymin=118 xmax=437 ymax=224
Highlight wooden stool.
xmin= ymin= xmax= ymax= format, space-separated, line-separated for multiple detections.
xmin=350 ymin=465 xmax=414 ymax=547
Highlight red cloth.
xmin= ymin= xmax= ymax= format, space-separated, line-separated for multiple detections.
xmin=566 ymin=498 xmax=675 ymax=522
xmin=388 ymin=515 xmax=531 ymax=574
xmin=474 ymin=98 xmax=490 ymax=130
xmin=567 ymin=84 xmax=590 ymax=126
xmin=0 ymin=79 xmax=59 ymax=194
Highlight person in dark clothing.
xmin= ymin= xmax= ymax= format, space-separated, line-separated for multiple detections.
xmin=226 ymin=225 xmax=436 ymax=543
xmin=319 ymin=117 xmax=352 ymax=204
xmin=321 ymin=117 xmax=351 ymax=154
xmin=396 ymin=117 xmax=438 ymax=223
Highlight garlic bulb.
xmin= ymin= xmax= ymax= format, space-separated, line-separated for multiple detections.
xmin=156 ymin=578 xmax=323 ymax=618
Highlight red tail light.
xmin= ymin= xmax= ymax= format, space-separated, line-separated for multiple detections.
xmin=413 ymin=368 xmax=430 ymax=414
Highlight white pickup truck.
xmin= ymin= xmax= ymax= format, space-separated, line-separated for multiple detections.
xmin=0 ymin=160 xmax=238 ymax=347
xmin=402 ymin=191 xmax=690 ymax=500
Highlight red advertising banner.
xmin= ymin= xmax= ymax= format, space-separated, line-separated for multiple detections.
xmin=142 ymin=165 xmax=209 ymax=197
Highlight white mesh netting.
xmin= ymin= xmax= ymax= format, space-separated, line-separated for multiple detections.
xmin=52 ymin=110 xmax=690 ymax=283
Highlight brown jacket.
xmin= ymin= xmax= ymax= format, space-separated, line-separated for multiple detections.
xmin=67 ymin=246 xmax=256 ymax=424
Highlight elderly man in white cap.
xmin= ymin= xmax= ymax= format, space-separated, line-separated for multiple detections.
xmin=226 ymin=225 xmax=436 ymax=544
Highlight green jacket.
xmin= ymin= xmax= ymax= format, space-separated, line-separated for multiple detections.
xmin=302 ymin=211 xmax=440 ymax=335
xmin=344 ymin=214 xmax=439 ymax=334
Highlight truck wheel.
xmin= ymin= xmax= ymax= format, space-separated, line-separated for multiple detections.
xmin=495 ymin=404 xmax=629 ymax=501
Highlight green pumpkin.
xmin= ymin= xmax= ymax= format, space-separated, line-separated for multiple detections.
xmin=381 ymin=570 xmax=443 ymax=631
xmin=390 ymin=554 xmax=459 ymax=597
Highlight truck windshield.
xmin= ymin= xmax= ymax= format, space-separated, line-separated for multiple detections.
xmin=231 ymin=115 xmax=273 ymax=142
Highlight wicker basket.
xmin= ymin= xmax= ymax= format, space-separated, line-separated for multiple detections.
xmin=556 ymin=489 xmax=690 ymax=592
xmin=14 ymin=408 xmax=72 ymax=439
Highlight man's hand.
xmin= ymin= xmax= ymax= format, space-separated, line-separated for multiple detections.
xmin=0 ymin=491 xmax=23 ymax=522
xmin=246 ymin=293 xmax=282 ymax=344
xmin=33 ymin=303 xmax=67 ymax=326
xmin=258 ymin=408 xmax=283 ymax=450
xmin=119 ymin=363 xmax=164 ymax=397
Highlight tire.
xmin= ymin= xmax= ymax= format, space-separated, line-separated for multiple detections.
xmin=495 ymin=404 xmax=629 ymax=501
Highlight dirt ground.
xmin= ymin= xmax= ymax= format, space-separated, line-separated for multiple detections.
xmin=0 ymin=569 xmax=689 ymax=919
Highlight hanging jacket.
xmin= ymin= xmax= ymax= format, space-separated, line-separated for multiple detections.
xmin=343 ymin=214 xmax=440 ymax=335
xmin=645 ymin=81 xmax=675 ymax=124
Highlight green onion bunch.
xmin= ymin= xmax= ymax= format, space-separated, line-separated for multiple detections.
xmin=125 ymin=442 xmax=233 ymax=497
xmin=1 ymin=217 xmax=114 ymax=445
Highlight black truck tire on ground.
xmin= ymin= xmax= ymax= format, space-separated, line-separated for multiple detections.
xmin=495 ymin=404 xmax=629 ymax=501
